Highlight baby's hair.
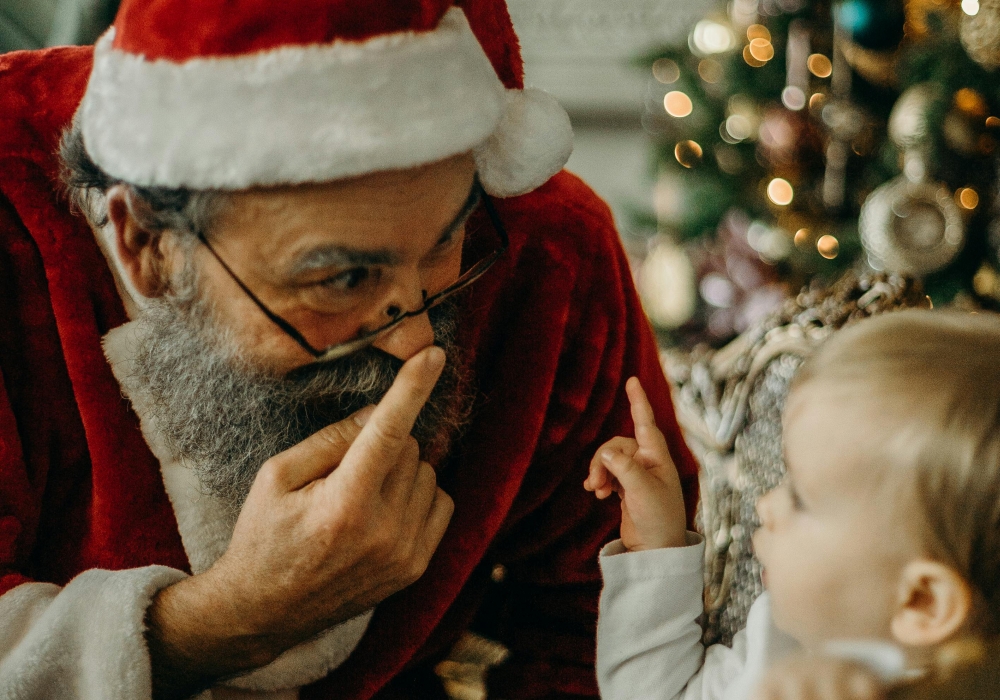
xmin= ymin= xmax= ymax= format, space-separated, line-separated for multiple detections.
xmin=791 ymin=309 xmax=1000 ymax=634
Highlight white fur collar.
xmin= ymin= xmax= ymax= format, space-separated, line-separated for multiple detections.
xmin=103 ymin=323 xmax=373 ymax=694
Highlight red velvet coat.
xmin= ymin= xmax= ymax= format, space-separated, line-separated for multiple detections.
xmin=0 ymin=46 xmax=699 ymax=699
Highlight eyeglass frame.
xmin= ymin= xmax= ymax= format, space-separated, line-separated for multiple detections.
xmin=195 ymin=177 xmax=508 ymax=364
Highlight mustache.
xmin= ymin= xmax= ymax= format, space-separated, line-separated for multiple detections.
xmin=122 ymin=286 xmax=472 ymax=518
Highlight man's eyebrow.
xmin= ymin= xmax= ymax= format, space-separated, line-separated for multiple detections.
xmin=290 ymin=247 xmax=400 ymax=275
xmin=289 ymin=181 xmax=481 ymax=276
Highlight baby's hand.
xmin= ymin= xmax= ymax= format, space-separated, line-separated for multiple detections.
xmin=584 ymin=377 xmax=687 ymax=550
xmin=752 ymin=656 xmax=884 ymax=700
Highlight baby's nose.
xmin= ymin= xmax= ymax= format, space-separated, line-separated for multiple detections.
xmin=755 ymin=491 xmax=775 ymax=528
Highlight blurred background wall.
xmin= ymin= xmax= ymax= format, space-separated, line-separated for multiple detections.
xmin=507 ymin=0 xmax=712 ymax=235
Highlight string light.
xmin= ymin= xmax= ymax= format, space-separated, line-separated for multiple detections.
xmin=652 ymin=58 xmax=680 ymax=84
xmin=664 ymin=91 xmax=693 ymax=117
xmin=748 ymin=38 xmax=774 ymax=62
xmin=987 ymin=116 xmax=1000 ymax=128
xmin=746 ymin=24 xmax=771 ymax=42
xmin=962 ymin=0 xmax=980 ymax=15
xmin=698 ymin=59 xmax=723 ymax=84
xmin=691 ymin=19 xmax=736 ymax=54
xmin=782 ymin=86 xmax=806 ymax=111
xmin=956 ymin=187 xmax=980 ymax=210
xmin=743 ymin=45 xmax=767 ymax=67
xmin=675 ymin=140 xmax=704 ymax=168
xmin=807 ymin=54 xmax=833 ymax=78
xmin=794 ymin=228 xmax=811 ymax=248
xmin=817 ymin=234 xmax=840 ymax=259
xmin=767 ymin=178 xmax=794 ymax=205
xmin=955 ymin=88 xmax=987 ymax=116
xmin=725 ymin=114 xmax=753 ymax=141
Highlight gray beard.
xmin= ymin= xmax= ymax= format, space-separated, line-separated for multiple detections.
xmin=119 ymin=275 xmax=472 ymax=518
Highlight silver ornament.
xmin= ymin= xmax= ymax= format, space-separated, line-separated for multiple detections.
xmin=961 ymin=0 xmax=1000 ymax=70
xmin=860 ymin=177 xmax=965 ymax=275
xmin=887 ymin=83 xmax=937 ymax=151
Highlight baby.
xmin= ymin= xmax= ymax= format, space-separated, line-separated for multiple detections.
xmin=585 ymin=309 xmax=1000 ymax=700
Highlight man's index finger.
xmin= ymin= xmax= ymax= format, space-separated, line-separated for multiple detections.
xmin=333 ymin=346 xmax=446 ymax=490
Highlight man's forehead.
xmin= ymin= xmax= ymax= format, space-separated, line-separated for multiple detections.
xmin=211 ymin=163 xmax=478 ymax=273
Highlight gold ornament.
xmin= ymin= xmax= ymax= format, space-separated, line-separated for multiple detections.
xmin=961 ymin=0 xmax=1000 ymax=69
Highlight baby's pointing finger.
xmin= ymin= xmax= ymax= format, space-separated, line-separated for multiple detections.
xmin=626 ymin=378 xmax=671 ymax=458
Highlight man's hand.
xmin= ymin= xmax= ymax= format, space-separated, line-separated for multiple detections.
xmin=583 ymin=377 xmax=686 ymax=550
xmin=752 ymin=656 xmax=885 ymax=700
xmin=146 ymin=346 xmax=455 ymax=699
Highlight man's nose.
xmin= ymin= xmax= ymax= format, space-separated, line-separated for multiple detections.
xmin=371 ymin=308 xmax=436 ymax=361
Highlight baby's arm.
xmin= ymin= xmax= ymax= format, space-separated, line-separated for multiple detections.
xmin=588 ymin=378 xmax=748 ymax=699
xmin=584 ymin=377 xmax=687 ymax=550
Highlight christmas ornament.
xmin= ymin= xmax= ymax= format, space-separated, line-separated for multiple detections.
xmin=961 ymin=0 xmax=1000 ymax=69
xmin=834 ymin=0 xmax=906 ymax=50
xmin=638 ymin=237 xmax=697 ymax=328
xmin=859 ymin=177 xmax=965 ymax=275
xmin=888 ymin=83 xmax=937 ymax=151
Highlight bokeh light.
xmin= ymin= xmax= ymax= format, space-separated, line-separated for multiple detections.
xmin=782 ymin=86 xmax=806 ymax=111
xmin=725 ymin=114 xmax=753 ymax=141
xmin=748 ymin=38 xmax=775 ymax=62
xmin=664 ymin=91 xmax=694 ymax=117
xmin=807 ymin=54 xmax=833 ymax=78
xmin=817 ymin=234 xmax=840 ymax=259
xmin=698 ymin=59 xmax=724 ymax=84
xmin=956 ymin=187 xmax=980 ymax=210
xmin=692 ymin=19 xmax=736 ymax=54
xmin=963 ymin=0 xmax=980 ymax=15
xmin=652 ymin=58 xmax=680 ymax=84
xmin=743 ymin=45 xmax=766 ymax=67
xmin=767 ymin=178 xmax=794 ymax=205
xmin=955 ymin=88 xmax=987 ymax=116
xmin=746 ymin=24 xmax=771 ymax=42
xmin=794 ymin=228 xmax=811 ymax=248
xmin=675 ymin=140 xmax=704 ymax=168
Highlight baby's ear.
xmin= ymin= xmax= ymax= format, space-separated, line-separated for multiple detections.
xmin=890 ymin=559 xmax=972 ymax=647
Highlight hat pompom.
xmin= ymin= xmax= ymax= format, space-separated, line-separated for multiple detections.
xmin=474 ymin=87 xmax=573 ymax=198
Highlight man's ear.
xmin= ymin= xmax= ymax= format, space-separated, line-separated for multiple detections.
xmin=890 ymin=559 xmax=972 ymax=648
xmin=107 ymin=184 xmax=169 ymax=298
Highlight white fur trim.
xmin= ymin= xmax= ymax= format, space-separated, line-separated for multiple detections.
xmin=0 ymin=567 xmax=187 ymax=699
xmin=103 ymin=325 xmax=373 ymax=693
xmin=81 ymin=9 xmax=503 ymax=190
xmin=79 ymin=8 xmax=572 ymax=196
xmin=474 ymin=88 xmax=574 ymax=198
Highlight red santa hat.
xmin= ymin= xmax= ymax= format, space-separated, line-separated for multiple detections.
xmin=77 ymin=0 xmax=573 ymax=198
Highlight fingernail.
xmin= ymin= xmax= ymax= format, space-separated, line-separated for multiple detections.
xmin=600 ymin=450 xmax=614 ymax=464
xmin=353 ymin=405 xmax=376 ymax=426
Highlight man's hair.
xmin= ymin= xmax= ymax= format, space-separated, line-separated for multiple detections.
xmin=59 ymin=121 xmax=225 ymax=238
xmin=792 ymin=309 xmax=1000 ymax=633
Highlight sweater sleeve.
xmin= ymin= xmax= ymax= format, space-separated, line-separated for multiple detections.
xmin=597 ymin=537 xmax=751 ymax=700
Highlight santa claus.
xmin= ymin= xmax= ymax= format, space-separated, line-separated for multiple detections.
xmin=0 ymin=1 xmax=699 ymax=698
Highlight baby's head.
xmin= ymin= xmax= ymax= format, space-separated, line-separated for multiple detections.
xmin=753 ymin=309 xmax=1000 ymax=653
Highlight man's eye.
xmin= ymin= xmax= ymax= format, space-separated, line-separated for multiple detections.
xmin=322 ymin=268 xmax=371 ymax=291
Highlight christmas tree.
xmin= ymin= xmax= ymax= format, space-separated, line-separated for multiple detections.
xmin=633 ymin=0 xmax=1000 ymax=347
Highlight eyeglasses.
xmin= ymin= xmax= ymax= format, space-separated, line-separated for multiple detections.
xmin=197 ymin=178 xmax=508 ymax=364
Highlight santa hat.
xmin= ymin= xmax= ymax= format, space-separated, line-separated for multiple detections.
xmin=77 ymin=0 xmax=573 ymax=198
